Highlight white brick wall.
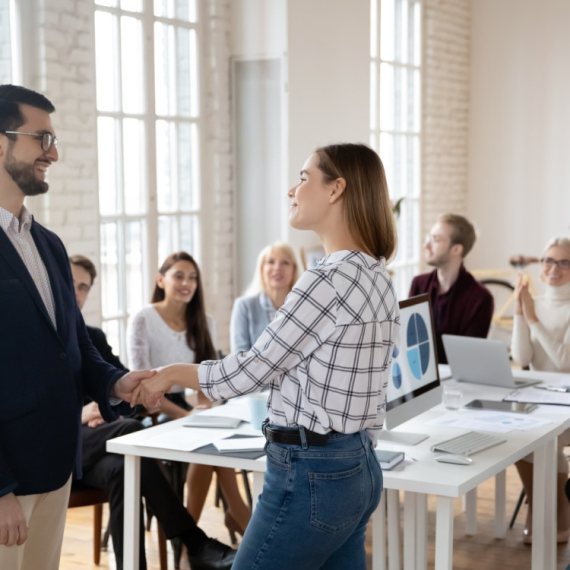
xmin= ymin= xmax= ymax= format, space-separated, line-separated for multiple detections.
xmin=0 ymin=1 xmax=12 ymax=84
xmin=20 ymin=0 xmax=102 ymax=325
xmin=201 ymin=0 xmax=235 ymax=354
xmin=421 ymin=0 xmax=472 ymax=266
xmin=19 ymin=0 xmax=236 ymax=348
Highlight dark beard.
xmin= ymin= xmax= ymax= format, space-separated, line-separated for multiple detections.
xmin=4 ymin=147 xmax=49 ymax=197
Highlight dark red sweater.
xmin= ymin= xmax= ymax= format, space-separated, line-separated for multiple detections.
xmin=409 ymin=265 xmax=494 ymax=364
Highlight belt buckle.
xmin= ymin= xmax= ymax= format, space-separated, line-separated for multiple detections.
xmin=261 ymin=418 xmax=270 ymax=437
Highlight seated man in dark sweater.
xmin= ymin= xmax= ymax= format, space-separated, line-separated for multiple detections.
xmin=69 ymin=255 xmax=236 ymax=570
xmin=409 ymin=214 xmax=493 ymax=364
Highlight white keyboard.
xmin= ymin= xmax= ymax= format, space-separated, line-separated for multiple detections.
xmin=430 ymin=431 xmax=507 ymax=457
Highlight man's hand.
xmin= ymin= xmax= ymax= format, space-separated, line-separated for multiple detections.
xmin=111 ymin=370 xmax=157 ymax=405
xmin=0 ymin=493 xmax=28 ymax=547
xmin=81 ymin=402 xmax=105 ymax=428
xmin=131 ymin=366 xmax=178 ymax=409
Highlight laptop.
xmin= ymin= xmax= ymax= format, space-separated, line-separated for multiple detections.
xmin=442 ymin=334 xmax=542 ymax=389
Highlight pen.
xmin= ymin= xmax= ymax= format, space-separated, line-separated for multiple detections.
xmin=535 ymin=385 xmax=570 ymax=393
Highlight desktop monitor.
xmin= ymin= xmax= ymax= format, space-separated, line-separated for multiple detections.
xmin=379 ymin=293 xmax=442 ymax=445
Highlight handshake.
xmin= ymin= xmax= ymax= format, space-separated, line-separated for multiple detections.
xmin=112 ymin=363 xmax=201 ymax=409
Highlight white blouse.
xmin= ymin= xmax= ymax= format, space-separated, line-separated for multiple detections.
xmin=511 ymin=283 xmax=570 ymax=372
xmin=127 ymin=305 xmax=216 ymax=393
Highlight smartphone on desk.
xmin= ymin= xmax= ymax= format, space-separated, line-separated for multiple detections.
xmin=463 ymin=399 xmax=537 ymax=414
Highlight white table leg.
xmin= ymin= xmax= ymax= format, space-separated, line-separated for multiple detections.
xmin=532 ymin=437 xmax=557 ymax=570
xmin=494 ymin=470 xmax=507 ymax=539
xmin=124 ymin=455 xmax=140 ymax=570
xmin=416 ymin=493 xmax=428 ymax=570
xmin=465 ymin=487 xmax=477 ymax=536
xmin=435 ymin=496 xmax=454 ymax=570
xmin=252 ymin=471 xmax=264 ymax=510
xmin=387 ymin=489 xmax=401 ymax=570
xmin=404 ymin=492 xmax=417 ymax=570
xmin=372 ymin=491 xmax=387 ymax=570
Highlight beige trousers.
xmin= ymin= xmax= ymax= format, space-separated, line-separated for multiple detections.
xmin=0 ymin=475 xmax=72 ymax=570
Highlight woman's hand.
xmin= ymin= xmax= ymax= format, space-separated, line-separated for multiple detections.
xmin=130 ymin=366 xmax=174 ymax=408
xmin=514 ymin=275 xmax=525 ymax=316
xmin=520 ymin=283 xmax=539 ymax=325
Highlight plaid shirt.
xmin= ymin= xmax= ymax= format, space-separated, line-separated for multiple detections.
xmin=199 ymin=250 xmax=400 ymax=440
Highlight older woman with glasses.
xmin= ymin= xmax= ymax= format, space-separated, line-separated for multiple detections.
xmin=512 ymin=236 xmax=570 ymax=545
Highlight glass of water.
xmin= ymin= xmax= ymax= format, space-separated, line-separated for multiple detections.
xmin=443 ymin=383 xmax=462 ymax=410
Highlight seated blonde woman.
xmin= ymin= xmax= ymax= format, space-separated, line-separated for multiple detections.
xmin=512 ymin=237 xmax=570 ymax=544
xmin=230 ymin=242 xmax=300 ymax=352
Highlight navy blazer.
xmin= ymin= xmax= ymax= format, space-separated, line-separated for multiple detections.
xmin=0 ymin=218 xmax=131 ymax=497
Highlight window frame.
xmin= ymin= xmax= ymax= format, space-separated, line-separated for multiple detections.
xmin=370 ymin=0 xmax=423 ymax=300
xmin=94 ymin=0 xmax=205 ymax=364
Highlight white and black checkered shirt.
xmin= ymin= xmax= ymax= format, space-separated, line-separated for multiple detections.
xmin=199 ymin=250 xmax=400 ymax=441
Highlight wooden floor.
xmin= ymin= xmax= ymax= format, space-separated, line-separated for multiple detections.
xmin=60 ymin=465 xmax=570 ymax=570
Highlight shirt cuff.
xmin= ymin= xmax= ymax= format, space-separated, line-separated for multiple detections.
xmin=198 ymin=362 xmax=218 ymax=401
xmin=109 ymin=396 xmax=122 ymax=406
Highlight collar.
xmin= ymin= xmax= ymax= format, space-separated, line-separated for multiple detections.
xmin=0 ymin=204 xmax=33 ymax=233
xmin=318 ymin=249 xmax=383 ymax=269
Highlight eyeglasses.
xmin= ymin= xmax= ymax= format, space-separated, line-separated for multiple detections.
xmin=540 ymin=257 xmax=570 ymax=271
xmin=424 ymin=233 xmax=450 ymax=246
xmin=0 ymin=131 xmax=58 ymax=152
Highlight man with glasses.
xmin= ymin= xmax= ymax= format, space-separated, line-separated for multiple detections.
xmin=409 ymin=213 xmax=493 ymax=363
xmin=0 ymin=85 xmax=162 ymax=570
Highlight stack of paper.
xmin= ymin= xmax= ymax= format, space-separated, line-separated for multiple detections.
xmin=214 ymin=437 xmax=266 ymax=453
xmin=135 ymin=428 xmax=227 ymax=451
xmin=428 ymin=410 xmax=552 ymax=434
xmin=504 ymin=387 xmax=570 ymax=406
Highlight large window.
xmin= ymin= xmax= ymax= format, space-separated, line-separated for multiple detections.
xmin=95 ymin=0 xmax=201 ymax=363
xmin=370 ymin=0 xmax=422 ymax=300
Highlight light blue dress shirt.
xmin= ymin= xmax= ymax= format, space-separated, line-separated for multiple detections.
xmin=230 ymin=292 xmax=277 ymax=353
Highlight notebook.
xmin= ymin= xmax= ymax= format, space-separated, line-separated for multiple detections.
xmin=375 ymin=450 xmax=405 ymax=470
xmin=184 ymin=414 xmax=242 ymax=429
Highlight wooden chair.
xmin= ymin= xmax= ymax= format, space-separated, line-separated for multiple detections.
xmin=68 ymin=482 xmax=168 ymax=569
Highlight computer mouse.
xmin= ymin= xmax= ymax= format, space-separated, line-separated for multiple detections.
xmin=434 ymin=453 xmax=473 ymax=465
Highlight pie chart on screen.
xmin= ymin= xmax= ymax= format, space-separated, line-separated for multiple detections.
xmin=406 ymin=313 xmax=430 ymax=380
xmin=391 ymin=345 xmax=402 ymax=389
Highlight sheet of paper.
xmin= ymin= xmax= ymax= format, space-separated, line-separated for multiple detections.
xmin=428 ymin=410 xmax=552 ymax=433
xmin=198 ymin=397 xmax=253 ymax=423
xmin=504 ymin=387 xmax=570 ymax=406
xmin=134 ymin=427 xmax=228 ymax=452
xmin=214 ymin=437 xmax=267 ymax=453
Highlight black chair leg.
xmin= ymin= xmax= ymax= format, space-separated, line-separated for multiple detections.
xmin=101 ymin=517 xmax=111 ymax=549
xmin=241 ymin=470 xmax=253 ymax=508
xmin=510 ymin=488 xmax=526 ymax=529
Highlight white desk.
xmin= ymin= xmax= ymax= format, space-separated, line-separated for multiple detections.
xmin=107 ymin=422 xmax=267 ymax=570
xmin=373 ymin=379 xmax=570 ymax=570
xmin=108 ymin=378 xmax=570 ymax=570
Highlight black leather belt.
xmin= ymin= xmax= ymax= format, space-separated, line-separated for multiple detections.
xmin=262 ymin=421 xmax=329 ymax=447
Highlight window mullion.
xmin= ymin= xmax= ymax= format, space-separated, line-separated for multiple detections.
xmin=143 ymin=0 xmax=159 ymax=288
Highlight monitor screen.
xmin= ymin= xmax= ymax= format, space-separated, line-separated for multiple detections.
xmin=386 ymin=294 xmax=440 ymax=412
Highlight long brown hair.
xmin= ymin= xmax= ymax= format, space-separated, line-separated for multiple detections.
xmin=314 ymin=143 xmax=397 ymax=261
xmin=151 ymin=252 xmax=216 ymax=363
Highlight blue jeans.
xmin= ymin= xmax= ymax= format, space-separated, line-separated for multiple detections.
xmin=232 ymin=427 xmax=383 ymax=570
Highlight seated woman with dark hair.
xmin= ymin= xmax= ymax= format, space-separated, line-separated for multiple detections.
xmin=511 ymin=237 xmax=570 ymax=544
xmin=127 ymin=253 xmax=251 ymax=540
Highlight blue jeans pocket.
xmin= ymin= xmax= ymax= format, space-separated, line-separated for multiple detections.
xmin=309 ymin=464 xmax=364 ymax=533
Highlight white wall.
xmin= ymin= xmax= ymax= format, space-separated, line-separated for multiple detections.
xmin=231 ymin=0 xmax=288 ymax=293
xmin=468 ymin=0 xmax=570 ymax=270
xmin=231 ymin=0 xmax=287 ymax=58
xmin=286 ymin=0 xmax=370 ymax=250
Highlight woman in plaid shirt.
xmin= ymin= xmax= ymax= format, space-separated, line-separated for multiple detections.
xmin=136 ymin=143 xmax=400 ymax=569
